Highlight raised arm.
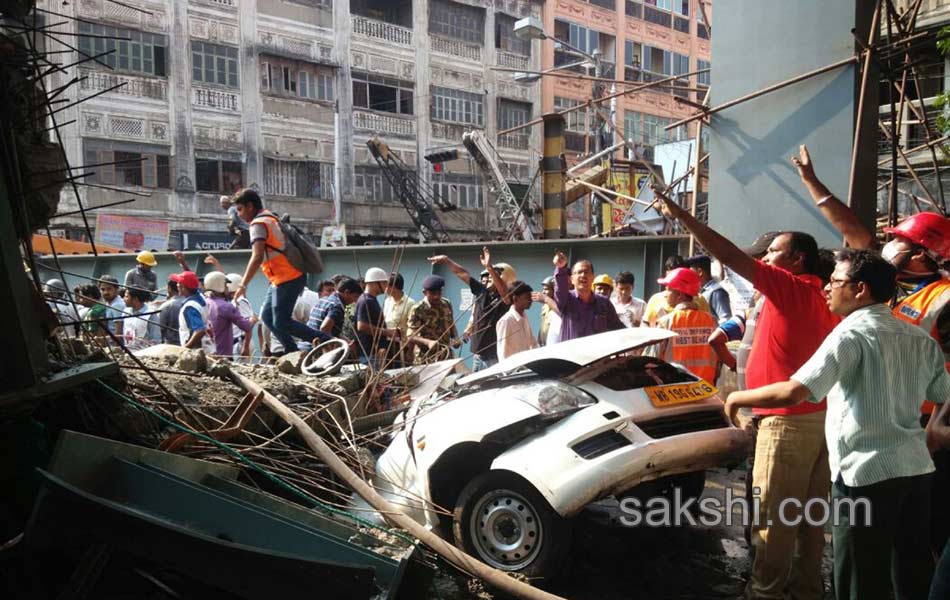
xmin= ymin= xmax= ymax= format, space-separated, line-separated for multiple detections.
xmin=652 ymin=186 xmax=759 ymax=283
xmin=428 ymin=254 xmax=471 ymax=285
xmin=480 ymin=246 xmax=509 ymax=303
xmin=792 ymin=145 xmax=875 ymax=249
xmin=552 ymin=251 xmax=572 ymax=311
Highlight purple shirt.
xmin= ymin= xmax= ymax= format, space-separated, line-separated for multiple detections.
xmin=208 ymin=295 xmax=253 ymax=357
xmin=553 ymin=266 xmax=625 ymax=341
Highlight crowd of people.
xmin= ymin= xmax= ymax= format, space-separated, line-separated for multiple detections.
xmin=39 ymin=146 xmax=950 ymax=598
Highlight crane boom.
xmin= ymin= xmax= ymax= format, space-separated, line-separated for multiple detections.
xmin=367 ymin=137 xmax=451 ymax=243
xmin=461 ymin=131 xmax=535 ymax=240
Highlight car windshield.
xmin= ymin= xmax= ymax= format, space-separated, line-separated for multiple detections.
xmin=573 ymin=355 xmax=697 ymax=391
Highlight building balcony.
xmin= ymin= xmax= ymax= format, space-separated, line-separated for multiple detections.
xmin=498 ymin=132 xmax=530 ymax=151
xmin=431 ymin=35 xmax=483 ymax=62
xmin=193 ymin=0 xmax=238 ymax=8
xmin=497 ymin=50 xmax=530 ymax=70
xmin=192 ymin=86 xmax=241 ymax=113
xmin=353 ymin=109 xmax=415 ymax=137
xmin=79 ymin=69 xmax=167 ymax=102
xmin=352 ymin=16 xmax=412 ymax=47
xmin=431 ymin=120 xmax=480 ymax=141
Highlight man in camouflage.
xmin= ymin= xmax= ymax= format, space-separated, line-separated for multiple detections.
xmin=407 ymin=275 xmax=460 ymax=364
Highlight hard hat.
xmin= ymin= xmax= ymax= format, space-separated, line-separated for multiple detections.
xmin=657 ymin=268 xmax=701 ymax=297
xmin=593 ymin=274 xmax=614 ymax=288
xmin=541 ymin=276 xmax=555 ymax=287
xmin=45 ymin=278 xmax=66 ymax=294
xmin=204 ymin=271 xmax=228 ymax=294
xmin=226 ymin=273 xmax=243 ymax=294
xmin=495 ymin=262 xmax=517 ymax=284
xmin=136 ymin=250 xmax=158 ymax=267
xmin=364 ymin=267 xmax=389 ymax=283
xmin=884 ymin=212 xmax=950 ymax=259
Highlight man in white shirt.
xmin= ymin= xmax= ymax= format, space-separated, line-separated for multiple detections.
xmin=496 ymin=281 xmax=538 ymax=361
xmin=612 ymin=271 xmax=646 ymax=327
xmin=383 ymin=272 xmax=415 ymax=337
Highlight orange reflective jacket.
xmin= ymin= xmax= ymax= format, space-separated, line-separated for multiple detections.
xmin=893 ymin=277 xmax=950 ymax=415
xmin=659 ymin=306 xmax=719 ymax=384
xmin=252 ymin=211 xmax=302 ymax=286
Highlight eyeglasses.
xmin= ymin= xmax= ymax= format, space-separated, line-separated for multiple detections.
xmin=828 ymin=278 xmax=857 ymax=289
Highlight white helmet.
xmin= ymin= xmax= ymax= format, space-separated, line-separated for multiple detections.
xmin=364 ymin=267 xmax=389 ymax=284
xmin=495 ymin=262 xmax=517 ymax=284
xmin=204 ymin=271 xmax=228 ymax=294
xmin=226 ymin=273 xmax=243 ymax=294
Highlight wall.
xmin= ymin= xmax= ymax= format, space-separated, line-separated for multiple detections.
xmin=37 ymin=236 xmax=685 ymax=364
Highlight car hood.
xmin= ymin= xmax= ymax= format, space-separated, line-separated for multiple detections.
xmin=457 ymin=327 xmax=676 ymax=386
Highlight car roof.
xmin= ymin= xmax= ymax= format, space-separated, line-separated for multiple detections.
xmin=458 ymin=327 xmax=676 ymax=386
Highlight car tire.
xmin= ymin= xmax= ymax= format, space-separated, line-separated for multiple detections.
xmin=452 ymin=470 xmax=572 ymax=580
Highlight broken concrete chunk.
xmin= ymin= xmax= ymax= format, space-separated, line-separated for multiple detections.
xmin=276 ymin=351 xmax=305 ymax=374
xmin=175 ymin=349 xmax=207 ymax=373
xmin=322 ymin=371 xmax=363 ymax=395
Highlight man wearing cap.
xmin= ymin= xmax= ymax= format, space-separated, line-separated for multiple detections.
xmin=552 ymin=252 xmax=624 ymax=341
xmin=407 ymin=275 xmax=460 ymax=364
xmin=428 ymin=247 xmax=509 ymax=371
xmin=204 ymin=271 xmax=256 ymax=358
xmin=652 ymin=268 xmax=719 ymax=383
xmin=496 ymin=281 xmax=538 ymax=360
xmin=355 ymin=267 xmax=399 ymax=367
xmin=612 ymin=271 xmax=646 ymax=328
xmin=125 ymin=251 xmax=158 ymax=299
xmin=794 ymin=146 xmax=950 ymax=554
xmin=593 ymin=274 xmax=614 ymax=298
xmin=687 ymin=255 xmax=732 ymax=324
xmin=655 ymin=187 xmax=839 ymax=600
xmin=171 ymin=271 xmax=215 ymax=354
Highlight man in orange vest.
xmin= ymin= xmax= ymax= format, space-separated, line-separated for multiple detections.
xmin=654 ymin=267 xmax=719 ymax=384
xmin=231 ymin=188 xmax=327 ymax=354
xmin=793 ymin=145 xmax=950 ymax=553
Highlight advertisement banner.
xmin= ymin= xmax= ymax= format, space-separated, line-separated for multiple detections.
xmin=95 ymin=214 xmax=170 ymax=251
xmin=181 ymin=231 xmax=233 ymax=251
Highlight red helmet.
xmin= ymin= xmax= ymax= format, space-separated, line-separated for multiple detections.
xmin=884 ymin=212 xmax=950 ymax=259
xmin=657 ymin=267 xmax=701 ymax=297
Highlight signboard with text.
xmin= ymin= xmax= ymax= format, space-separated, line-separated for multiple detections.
xmin=95 ymin=214 xmax=170 ymax=251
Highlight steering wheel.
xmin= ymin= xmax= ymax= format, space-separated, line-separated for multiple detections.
xmin=301 ymin=338 xmax=350 ymax=376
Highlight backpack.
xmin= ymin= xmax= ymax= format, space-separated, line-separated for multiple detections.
xmin=261 ymin=212 xmax=324 ymax=275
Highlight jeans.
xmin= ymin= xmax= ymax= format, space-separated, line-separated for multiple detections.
xmin=931 ymin=544 xmax=950 ymax=600
xmin=833 ymin=473 xmax=933 ymax=600
xmin=472 ymin=354 xmax=497 ymax=372
xmin=260 ymin=275 xmax=326 ymax=354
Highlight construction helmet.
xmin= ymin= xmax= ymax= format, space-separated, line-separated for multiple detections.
xmin=593 ymin=274 xmax=614 ymax=289
xmin=226 ymin=273 xmax=243 ymax=294
xmin=364 ymin=267 xmax=389 ymax=283
xmin=204 ymin=271 xmax=228 ymax=294
xmin=136 ymin=250 xmax=158 ymax=267
xmin=657 ymin=267 xmax=701 ymax=297
xmin=883 ymin=212 xmax=950 ymax=259
xmin=495 ymin=262 xmax=517 ymax=284
xmin=45 ymin=278 xmax=66 ymax=295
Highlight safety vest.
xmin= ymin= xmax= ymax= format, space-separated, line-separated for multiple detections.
xmin=252 ymin=210 xmax=302 ymax=286
xmin=178 ymin=296 xmax=216 ymax=354
xmin=658 ymin=305 xmax=719 ymax=383
xmin=892 ymin=277 xmax=950 ymax=414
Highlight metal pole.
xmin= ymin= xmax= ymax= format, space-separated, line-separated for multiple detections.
xmin=590 ymin=51 xmax=604 ymax=236
xmin=542 ymin=113 xmax=566 ymax=239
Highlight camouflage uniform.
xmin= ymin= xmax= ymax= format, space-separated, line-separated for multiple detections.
xmin=407 ymin=297 xmax=456 ymax=363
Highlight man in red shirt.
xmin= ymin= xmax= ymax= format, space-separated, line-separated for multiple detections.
xmin=655 ymin=188 xmax=838 ymax=600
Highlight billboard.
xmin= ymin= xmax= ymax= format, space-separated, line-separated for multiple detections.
xmin=95 ymin=214 xmax=170 ymax=251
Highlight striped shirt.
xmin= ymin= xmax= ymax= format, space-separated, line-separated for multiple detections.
xmin=793 ymin=303 xmax=950 ymax=487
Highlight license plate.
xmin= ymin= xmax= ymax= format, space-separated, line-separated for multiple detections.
xmin=644 ymin=381 xmax=718 ymax=407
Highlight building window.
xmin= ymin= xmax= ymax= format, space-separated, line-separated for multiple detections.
xmin=431 ymin=86 xmax=484 ymax=127
xmin=350 ymin=0 xmax=413 ymax=28
xmin=554 ymin=96 xmax=588 ymax=152
xmin=625 ymin=1 xmax=642 ymax=19
xmin=697 ymin=6 xmax=710 ymax=39
xmin=77 ymin=23 xmax=167 ymax=77
xmin=83 ymin=140 xmax=172 ymax=188
xmin=495 ymin=13 xmax=530 ymax=56
xmin=673 ymin=0 xmax=688 ymax=16
xmin=643 ymin=114 xmax=672 ymax=146
xmin=433 ymin=173 xmax=483 ymax=210
xmin=642 ymin=44 xmax=672 ymax=80
xmin=498 ymin=99 xmax=531 ymax=131
xmin=672 ymin=52 xmax=690 ymax=97
xmin=352 ymin=71 xmax=414 ymax=115
xmin=195 ymin=158 xmax=243 ymax=194
xmin=261 ymin=57 xmax=334 ymax=101
xmin=624 ymin=40 xmax=642 ymax=81
xmin=355 ymin=165 xmax=400 ymax=203
xmin=588 ymin=0 xmax=615 ymax=9
xmin=263 ymin=158 xmax=333 ymax=199
xmin=429 ymin=0 xmax=485 ymax=45
xmin=624 ymin=111 xmax=643 ymax=144
xmin=553 ymin=20 xmax=616 ymax=72
xmin=643 ymin=1 xmax=672 ymax=27
xmin=646 ymin=0 xmax=671 ymax=9
xmin=697 ymin=59 xmax=711 ymax=86
xmin=191 ymin=41 xmax=239 ymax=88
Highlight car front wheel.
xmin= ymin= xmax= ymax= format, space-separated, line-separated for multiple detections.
xmin=452 ymin=470 xmax=571 ymax=580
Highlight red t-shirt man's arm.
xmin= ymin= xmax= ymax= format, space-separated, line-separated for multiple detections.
xmin=745 ymin=261 xmax=839 ymax=416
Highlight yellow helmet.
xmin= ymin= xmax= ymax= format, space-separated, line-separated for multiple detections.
xmin=593 ymin=274 xmax=614 ymax=288
xmin=136 ymin=250 xmax=158 ymax=267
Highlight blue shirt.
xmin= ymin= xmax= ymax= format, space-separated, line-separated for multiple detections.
xmin=182 ymin=292 xmax=207 ymax=334
xmin=355 ymin=292 xmax=387 ymax=357
xmin=105 ymin=295 xmax=126 ymax=333
xmin=307 ymin=293 xmax=346 ymax=338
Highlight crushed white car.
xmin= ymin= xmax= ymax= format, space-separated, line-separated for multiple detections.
xmin=372 ymin=328 xmax=751 ymax=579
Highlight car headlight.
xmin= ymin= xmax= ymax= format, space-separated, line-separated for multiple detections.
xmin=512 ymin=381 xmax=597 ymax=416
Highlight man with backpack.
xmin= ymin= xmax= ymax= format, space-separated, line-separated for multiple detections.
xmin=231 ymin=188 xmax=326 ymax=355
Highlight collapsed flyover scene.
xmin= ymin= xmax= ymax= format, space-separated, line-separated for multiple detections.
xmin=4 ymin=0 xmax=950 ymax=599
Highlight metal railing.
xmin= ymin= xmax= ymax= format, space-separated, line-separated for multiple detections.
xmin=353 ymin=109 xmax=415 ymax=137
xmin=80 ymin=69 xmax=168 ymax=101
xmin=352 ymin=16 xmax=412 ymax=46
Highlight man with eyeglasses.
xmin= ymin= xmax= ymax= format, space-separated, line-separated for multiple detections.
xmin=551 ymin=251 xmax=624 ymax=342
xmin=725 ymin=250 xmax=949 ymax=600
